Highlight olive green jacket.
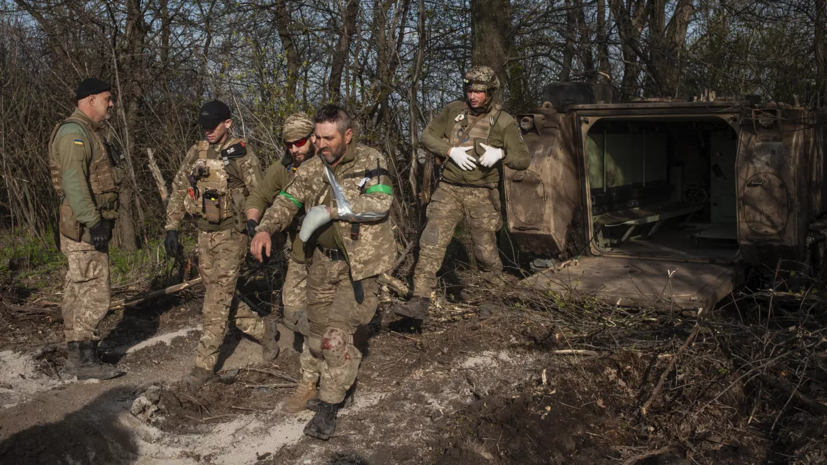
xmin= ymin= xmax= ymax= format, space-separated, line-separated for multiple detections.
xmin=165 ymin=138 xmax=263 ymax=232
xmin=246 ymin=158 xmax=306 ymax=263
xmin=420 ymin=100 xmax=531 ymax=185
xmin=50 ymin=109 xmax=116 ymax=228
xmin=257 ymin=143 xmax=396 ymax=281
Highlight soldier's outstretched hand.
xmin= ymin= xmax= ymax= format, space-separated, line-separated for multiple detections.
xmin=251 ymin=231 xmax=271 ymax=262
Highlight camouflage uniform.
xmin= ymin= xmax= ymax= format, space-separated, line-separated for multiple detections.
xmin=413 ymin=67 xmax=531 ymax=299
xmin=48 ymin=109 xmax=121 ymax=342
xmin=246 ymin=156 xmax=307 ymax=334
xmin=165 ymin=137 xmax=266 ymax=371
xmin=257 ymin=142 xmax=395 ymax=404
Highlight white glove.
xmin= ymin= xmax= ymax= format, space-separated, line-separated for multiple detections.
xmin=448 ymin=146 xmax=476 ymax=171
xmin=479 ymin=143 xmax=504 ymax=168
xmin=299 ymin=205 xmax=332 ymax=242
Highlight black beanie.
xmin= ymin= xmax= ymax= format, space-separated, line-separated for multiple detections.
xmin=76 ymin=78 xmax=112 ymax=101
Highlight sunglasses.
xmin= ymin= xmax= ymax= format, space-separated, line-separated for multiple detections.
xmin=285 ymin=132 xmax=313 ymax=149
xmin=464 ymin=79 xmax=488 ymax=86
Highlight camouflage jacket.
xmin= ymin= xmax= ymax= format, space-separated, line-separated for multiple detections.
xmin=257 ymin=142 xmax=396 ymax=281
xmin=165 ymin=137 xmax=262 ymax=232
xmin=245 ymin=157 xmax=305 ymax=263
xmin=420 ymin=100 xmax=530 ymax=186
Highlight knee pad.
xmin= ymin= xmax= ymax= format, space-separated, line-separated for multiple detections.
xmin=307 ymin=335 xmax=323 ymax=358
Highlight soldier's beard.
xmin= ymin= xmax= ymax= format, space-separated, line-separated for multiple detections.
xmin=320 ymin=145 xmax=345 ymax=165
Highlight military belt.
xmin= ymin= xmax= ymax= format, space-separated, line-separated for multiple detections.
xmin=317 ymin=245 xmax=346 ymax=261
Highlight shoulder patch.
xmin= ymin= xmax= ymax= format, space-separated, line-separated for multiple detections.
xmin=73 ymin=139 xmax=84 ymax=146
xmin=221 ymin=142 xmax=247 ymax=159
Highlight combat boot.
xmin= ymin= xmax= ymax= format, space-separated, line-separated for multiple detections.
xmin=261 ymin=318 xmax=280 ymax=362
xmin=482 ymin=270 xmax=520 ymax=288
xmin=65 ymin=341 xmax=82 ymax=373
xmin=393 ymin=296 xmax=430 ymax=322
xmin=284 ymin=380 xmax=318 ymax=413
xmin=185 ymin=366 xmax=218 ymax=386
xmin=70 ymin=341 xmax=124 ymax=380
xmin=303 ymin=401 xmax=339 ymax=440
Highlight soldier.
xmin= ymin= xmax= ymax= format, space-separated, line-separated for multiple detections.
xmin=245 ymin=113 xmax=315 ymax=378
xmin=250 ymin=104 xmax=395 ymax=440
xmin=395 ymin=66 xmax=531 ymax=322
xmin=49 ymin=78 xmax=123 ymax=380
xmin=163 ymin=100 xmax=279 ymax=385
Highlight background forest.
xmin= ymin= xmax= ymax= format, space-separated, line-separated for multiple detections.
xmin=0 ymin=0 xmax=826 ymax=249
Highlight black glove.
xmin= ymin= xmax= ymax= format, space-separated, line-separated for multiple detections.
xmin=247 ymin=219 xmax=259 ymax=238
xmin=88 ymin=220 xmax=110 ymax=250
xmin=164 ymin=230 xmax=179 ymax=256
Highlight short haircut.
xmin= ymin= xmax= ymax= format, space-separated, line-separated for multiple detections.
xmin=314 ymin=104 xmax=352 ymax=135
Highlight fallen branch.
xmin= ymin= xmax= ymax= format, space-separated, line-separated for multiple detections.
xmin=756 ymin=372 xmax=827 ymax=416
xmin=109 ymin=277 xmax=203 ymax=310
xmin=552 ymin=349 xmax=601 ymax=356
xmin=378 ymin=272 xmax=411 ymax=298
xmin=640 ymin=308 xmax=705 ymax=417
xmin=240 ymin=367 xmax=298 ymax=384
xmin=243 ymin=383 xmax=297 ymax=389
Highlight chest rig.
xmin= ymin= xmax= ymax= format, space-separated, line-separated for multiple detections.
xmin=49 ymin=117 xmax=120 ymax=198
xmin=449 ymin=104 xmax=504 ymax=157
xmin=183 ymin=138 xmax=248 ymax=224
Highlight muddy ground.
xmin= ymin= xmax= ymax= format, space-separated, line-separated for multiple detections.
xmin=0 ymin=266 xmax=826 ymax=465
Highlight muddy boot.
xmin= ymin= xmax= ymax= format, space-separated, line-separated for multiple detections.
xmin=65 ymin=341 xmax=81 ymax=372
xmin=261 ymin=319 xmax=280 ymax=362
xmin=185 ymin=366 xmax=218 ymax=386
xmin=284 ymin=380 xmax=318 ymax=413
xmin=393 ymin=296 xmax=430 ymax=322
xmin=480 ymin=271 xmax=510 ymax=287
xmin=72 ymin=341 xmax=124 ymax=381
xmin=303 ymin=401 xmax=339 ymax=440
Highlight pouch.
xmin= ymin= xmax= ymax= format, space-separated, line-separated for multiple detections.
xmin=203 ymin=190 xmax=223 ymax=223
xmin=473 ymin=138 xmax=487 ymax=158
xmin=59 ymin=204 xmax=82 ymax=241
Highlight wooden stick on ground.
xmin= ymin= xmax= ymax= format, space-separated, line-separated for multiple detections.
xmin=640 ymin=308 xmax=705 ymax=417
xmin=109 ymin=277 xmax=203 ymax=310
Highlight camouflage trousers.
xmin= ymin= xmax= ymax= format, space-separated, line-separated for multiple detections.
xmin=196 ymin=228 xmax=266 ymax=371
xmin=281 ymin=257 xmax=309 ymax=336
xmin=412 ymin=182 xmax=503 ymax=298
xmin=60 ymin=233 xmax=111 ymax=342
xmin=300 ymin=248 xmax=380 ymax=404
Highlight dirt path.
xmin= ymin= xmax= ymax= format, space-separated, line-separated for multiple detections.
xmin=0 ymin=297 xmax=821 ymax=465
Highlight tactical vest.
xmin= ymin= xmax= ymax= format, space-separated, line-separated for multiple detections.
xmin=49 ymin=116 xmax=121 ymax=241
xmin=449 ymin=104 xmax=504 ymax=158
xmin=183 ymin=138 xmax=248 ymax=225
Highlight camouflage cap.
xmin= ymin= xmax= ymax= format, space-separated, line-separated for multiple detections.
xmin=283 ymin=112 xmax=314 ymax=141
xmin=463 ymin=66 xmax=500 ymax=92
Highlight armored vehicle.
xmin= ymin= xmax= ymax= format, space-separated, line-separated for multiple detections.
xmin=506 ymin=83 xmax=827 ymax=310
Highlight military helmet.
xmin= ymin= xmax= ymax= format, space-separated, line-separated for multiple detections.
xmin=463 ymin=66 xmax=500 ymax=92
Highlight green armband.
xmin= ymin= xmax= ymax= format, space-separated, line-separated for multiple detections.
xmin=365 ymin=184 xmax=393 ymax=196
xmin=278 ymin=191 xmax=303 ymax=208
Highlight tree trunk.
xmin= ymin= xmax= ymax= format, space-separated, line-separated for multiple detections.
xmin=597 ymin=0 xmax=611 ymax=84
xmin=470 ymin=0 xmax=510 ymax=85
xmin=610 ymin=0 xmax=647 ymax=100
xmin=329 ymin=0 xmax=360 ymax=103
xmin=274 ymin=0 xmax=300 ymax=104
xmin=559 ymin=0 xmax=576 ymax=82
xmin=816 ymin=0 xmax=826 ymax=106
